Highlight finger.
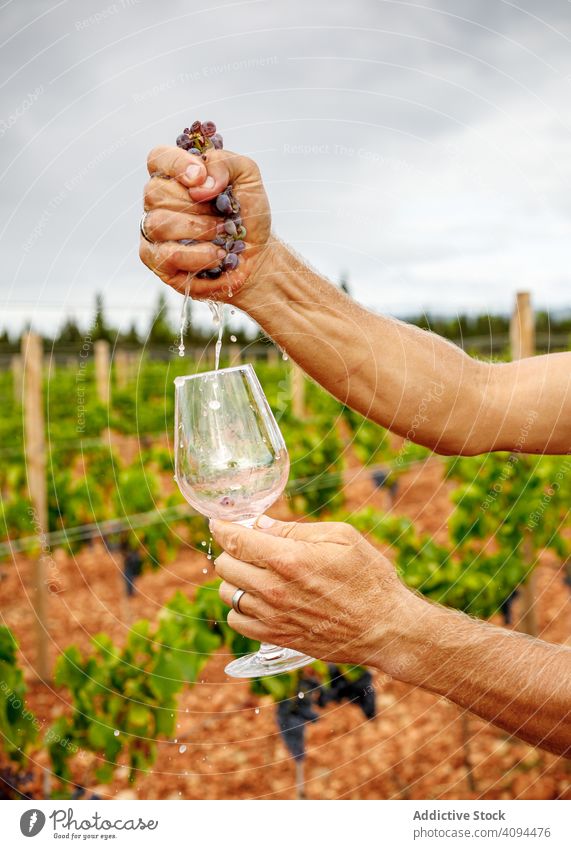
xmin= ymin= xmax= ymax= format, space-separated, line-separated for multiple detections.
xmin=144 ymin=177 xmax=214 ymax=216
xmin=139 ymin=239 xmax=226 ymax=278
xmin=147 ymin=145 xmax=208 ymax=188
xmin=143 ymin=209 xmax=224 ymax=243
xmin=227 ymin=609 xmax=272 ymax=642
xmin=185 ymin=150 xmax=244 ymax=201
xmin=254 ymin=515 xmax=347 ymax=544
xmin=218 ymin=580 xmax=272 ymax=620
xmin=210 ymin=519 xmax=301 ymax=575
xmin=214 ymin=552 xmax=266 ymax=588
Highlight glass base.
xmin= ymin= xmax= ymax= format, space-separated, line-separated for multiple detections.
xmin=225 ymin=643 xmax=314 ymax=678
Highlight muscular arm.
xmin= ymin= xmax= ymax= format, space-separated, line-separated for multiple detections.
xmin=140 ymin=147 xmax=570 ymax=456
xmin=237 ymin=240 xmax=571 ymax=456
xmin=388 ymin=595 xmax=571 ymax=756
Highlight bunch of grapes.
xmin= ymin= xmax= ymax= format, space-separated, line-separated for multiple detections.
xmin=176 ymin=120 xmax=246 ymax=280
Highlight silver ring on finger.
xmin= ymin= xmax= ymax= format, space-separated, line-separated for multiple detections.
xmin=140 ymin=211 xmax=154 ymax=244
xmin=231 ymin=588 xmax=246 ymax=615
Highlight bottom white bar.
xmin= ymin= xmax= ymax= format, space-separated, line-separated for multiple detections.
xmin=3 ymin=799 xmax=569 ymax=848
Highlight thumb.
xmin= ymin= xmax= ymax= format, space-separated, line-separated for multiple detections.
xmin=255 ymin=515 xmax=339 ymax=544
xmin=187 ymin=148 xmax=258 ymax=203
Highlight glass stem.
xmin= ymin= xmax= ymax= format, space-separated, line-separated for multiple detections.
xmin=258 ymin=643 xmax=285 ymax=662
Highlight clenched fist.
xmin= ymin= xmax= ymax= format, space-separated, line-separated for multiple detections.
xmin=139 ymin=145 xmax=271 ymax=301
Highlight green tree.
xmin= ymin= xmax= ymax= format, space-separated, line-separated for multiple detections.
xmin=147 ymin=293 xmax=175 ymax=347
xmin=91 ymin=293 xmax=115 ymax=343
xmin=55 ymin=317 xmax=83 ymax=349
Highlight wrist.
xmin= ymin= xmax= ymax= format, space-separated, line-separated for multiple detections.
xmin=233 ymin=234 xmax=298 ymax=318
xmin=232 ymin=234 xmax=287 ymax=314
xmin=365 ymin=582 xmax=439 ymax=683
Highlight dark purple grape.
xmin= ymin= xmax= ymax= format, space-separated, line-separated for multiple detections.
xmin=212 ymin=237 xmax=225 ymax=247
xmin=176 ymin=133 xmax=190 ymax=148
xmin=205 ymin=266 xmax=223 ymax=278
xmin=211 ymin=134 xmax=223 ymax=149
xmin=230 ymin=215 xmax=242 ymax=227
xmin=224 ymin=238 xmax=235 ymax=251
xmin=232 ymin=240 xmax=245 ymax=254
xmin=189 ymin=147 xmax=201 ymax=155
xmin=201 ymin=121 xmax=216 ymax=137
xmin=215 ymin=193 xmax=232 ymax=215
xmin=223 ymin=252 xmax=239 ymax=271
xmin=190 ymin=120 xmax=201 ymax=133
xmin=224 ymin=220 xmax=237 ymax=237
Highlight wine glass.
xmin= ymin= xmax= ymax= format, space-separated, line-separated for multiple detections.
xmin=174 ymin=364 xmax=314 ymax=678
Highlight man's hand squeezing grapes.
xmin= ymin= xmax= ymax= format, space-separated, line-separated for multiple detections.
xmin=139 ymin=123 xmax=271 ymax=301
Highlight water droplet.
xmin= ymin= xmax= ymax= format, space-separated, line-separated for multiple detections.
xmin=114 ymin=729 xmax=120 ymax=736
xmin=201 ymin=541 xmax=207 ymax=547
xmin=179 ymin=745 xmax=187 ymax=754
xmin=230 ymin=335 xmax=237 ymax=342
xmin=298 ymin=692 xmax=304 ymax=699
xmin=254 ymin=708 xmax=260 ymax=715
xmin=202 ymin=567 xmax=208 ymax=573
xmin=208 ymin=399 xmax=221 ymax=410
xmin=282 ymin=353 xmax=289 ymax=361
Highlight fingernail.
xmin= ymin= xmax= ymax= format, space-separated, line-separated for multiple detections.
xmin=217 ymin=248 xmax=227 ymax=259
xmin=185 ymin=164 xmax=202 ymax=182
xmin=203 ymin=175 xmax=215 ymax=189
xmin=256 ymin=515 xmax=275 ymax=529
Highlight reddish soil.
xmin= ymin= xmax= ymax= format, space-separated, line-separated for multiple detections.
xmin=1 ymin=459 xmax=570 ymax=801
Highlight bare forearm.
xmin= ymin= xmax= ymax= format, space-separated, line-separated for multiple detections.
xmin=384 ymin=597 xmax=571 ymax=756
xmin=238 ymin=240 xmax=494 ymax=455
xmin=238 ymin=240 xmax=571 ymax=455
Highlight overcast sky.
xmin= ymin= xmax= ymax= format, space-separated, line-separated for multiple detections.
xmin=1 ymin=0 xmax=570 ymax=335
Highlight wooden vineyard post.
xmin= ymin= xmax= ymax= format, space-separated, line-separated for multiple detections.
xmin=291 ymin=362 xmax=306 ymax=419
xmin=11 ymin=353 xmax=23 ymax=404
xmin=509 ymin=292 xmax=538 ymax=637
xmin=228 ymin=344 xmax=241 ymax=366
xmin=94 ymin=339 xmax=111 ymax=405
xmin=267 ymin=346 xmax=279 ymax=366
xmin=114 ymin=350 xmax=129 ymax=390
xmin=21 ymin=331 xmax=50 ymax=681
xmin=509 ymin=291 xmax=535 ymax=360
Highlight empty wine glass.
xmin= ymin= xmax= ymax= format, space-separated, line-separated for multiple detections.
xmin=174 ymin=364 xmax=314 ymax=677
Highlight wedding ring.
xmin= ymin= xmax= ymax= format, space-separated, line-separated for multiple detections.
xmin=231 ymin=588 xmax=246 ymax=615
xmin=139 ymin=211 xmax=154 ymax=244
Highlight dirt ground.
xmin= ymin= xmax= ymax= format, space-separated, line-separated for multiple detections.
xmin=1 ymin=459 xmax=570 ymax=800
